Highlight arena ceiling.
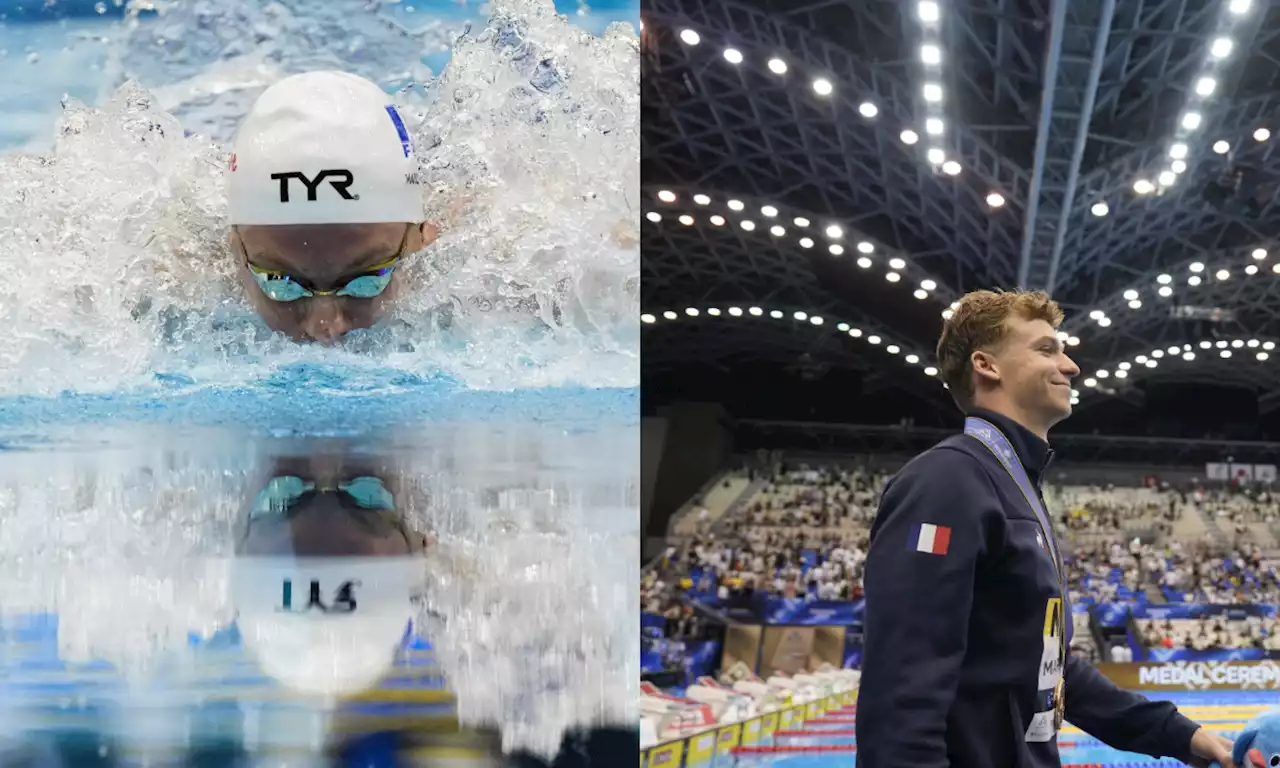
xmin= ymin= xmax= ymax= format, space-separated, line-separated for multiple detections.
xmin=640 ymin=0 xmax=1280 ymax=415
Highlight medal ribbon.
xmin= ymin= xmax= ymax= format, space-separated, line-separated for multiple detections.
xmin=964 ymin=417 xmax=1067 ymax=718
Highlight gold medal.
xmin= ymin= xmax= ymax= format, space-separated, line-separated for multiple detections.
xmin=1053 ymin=677 xmax=1066 ymax=731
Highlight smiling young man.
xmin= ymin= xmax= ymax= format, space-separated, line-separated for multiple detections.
xmin=227 ymin=70 xmax=438 ymax=344
xmin=855 ymin=290 xmax=1234 ymax=768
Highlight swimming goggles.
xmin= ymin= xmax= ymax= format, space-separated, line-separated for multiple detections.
xmin=241 ymin=225 xmax=411 ymax=303
xmin=251 ymin=475 xmax=397 ymax=518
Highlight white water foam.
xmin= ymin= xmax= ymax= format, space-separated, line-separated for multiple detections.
xmin=0 ymin=0 xmax=639 ymax=396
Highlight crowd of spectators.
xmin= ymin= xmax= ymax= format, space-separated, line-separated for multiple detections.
xmin=1138 ymin=616 xmax=1280 ymax=653
xmin=644 ymin=461 xmax=1280 ymax=658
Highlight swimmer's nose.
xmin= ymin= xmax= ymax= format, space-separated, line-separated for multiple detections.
xmin=300 ymin=299 xmax=351 ymax=344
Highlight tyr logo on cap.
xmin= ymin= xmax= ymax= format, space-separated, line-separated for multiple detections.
xmin=270 ymin=169 xmax=359 ymax=203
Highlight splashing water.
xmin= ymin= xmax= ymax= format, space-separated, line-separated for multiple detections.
xmin=0 ymin=0 xmax=639 ymax=397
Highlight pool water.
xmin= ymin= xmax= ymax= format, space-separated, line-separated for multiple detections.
xmin=727 ymin=692 xmax=1266 ymax=768
xmin=0 ymin=420 xmax=638 ymax=762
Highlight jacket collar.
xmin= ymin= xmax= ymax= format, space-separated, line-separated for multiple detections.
xmin=965 ymin=407 xmax=1054 ymax=487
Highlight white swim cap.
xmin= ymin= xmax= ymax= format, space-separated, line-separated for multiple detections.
xmin=232 ymin=557 xmax=420 ymax=697
xmin=228 ymin=71 xmax=423 ymax=226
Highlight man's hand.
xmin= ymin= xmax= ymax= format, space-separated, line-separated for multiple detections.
xmin=1187 ymin=727 xmax=1236 ymax=768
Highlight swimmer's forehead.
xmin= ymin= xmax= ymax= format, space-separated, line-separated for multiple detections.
xmin=238 ymin=223 xmax=407 ymax=275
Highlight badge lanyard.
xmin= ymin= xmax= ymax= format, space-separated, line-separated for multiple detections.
xmin=964 ymin=417 xmax=1067 ymax=718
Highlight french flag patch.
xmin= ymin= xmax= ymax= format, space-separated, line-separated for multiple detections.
xmin=909 ymin=523 xmax=951 ymax=556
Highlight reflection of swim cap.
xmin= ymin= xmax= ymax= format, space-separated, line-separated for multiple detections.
xmin=231 ymin=557 xmax=420 ymax=697
xmin=228 ymin=71 xmax=422 ymax=226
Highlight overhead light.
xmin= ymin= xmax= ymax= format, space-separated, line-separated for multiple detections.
xmin=925 ymin=118 xmax=944 ymax=135
xmin=723 ymin=48 xmax=743 ymax=64
xmin=740 ymin=220 xmax=755 ymax=231
xmin=901 ymin=129 xmax=919 ymax=145
xmin=657 ymin=190 xmax=676 ymax=202
xmin=748 ymin=307 xmax=763 ymax=316
xmin=793 ymin=311 xmax=807 ymax=321
xmin=1181 ymin=112 xmax=1202 ymax=131
xmin=859 ymin=102 xmax=878 ymax=118
xmin=1274 ymin=263 xmax=1280 ymax=274
xmin=707 ymin=308 xmax=721 ymax=316
xmin=685 ymin=307 xmax=699 ymax=316
xmin=662 ymin=310 xmax=677 ymax=320
xmin=987 ymin=192 xmax=1006 ymax=208
xmin=679 ymin=29 xmax=700 ymax=45
xmin=770 ymin=225 xmax=785 ymax=237
xmin=760 ymin=205 xmax=778 ymax=217
xmin=1189 ymin=275 xmax=1202 ymax=286
xmin=1123 ymin=290 xmax=1138 ymax=300
xmin=1098 ymin=317 xmax=1112 ymax=327
xmin=829 ymin=244 xmax=844 ymax=255
xmin=1211 ymin=37 xmax=1234 ymax=59
xmin=809 ymin=316 xmax=824 ymax=326
xmin=1256 ymin=128 xmax=1271 ymax=142
xmin=794 ymin=217 xmax=810 ymax=227
xmin=1189 ymin=262 xmax=1204 ymax=273
xmin=767 ymin=58 xmax=787 ymax=75
xmin=1213 ymin=140 xmax=1230 ymax=154
xmin=799 ymin=237 xmax=814 ymax=249
xmin=1195 ymin=77 xmax=1217 ymax=96
xmin=825 ymin=224 xmax=843 ymax=239
xmin=1171 ymin=160 xmax=1187 ymax=174
xmin=709 ymin=215 xmax=725 ymax=226
xmin=923 ymin=83 xmax=943 ymax=102
xmin=921 ymin=279 xmax=937 ymax=290
xmin=1133 ymin=179 xmax=1154 ymax=194
xmin=1169 ymin=143 xmax=1188 ymax=159
xmin=886 ymin=344 xmax=900 ymax=354
xmin=918 ymin=1 xmax=940 ymax=22
xmin=906 ymin=354 xmax=920 ymax=364
xmin=1158 ymin=286 xmax=1173 ymax=297
xmin=856 ymin=257 xmax=872 ymax=269
xmin=868 ymin=335 xmax=881 ymax=345
xmin=942 ymin=161 xmax=962 ymax=175
xmin=1229 ymin=0 xmax=1251 ymax=14
xmin=678 ymin=214 xmax=694 ymax=226
xmin=1158 ymin=170 xmax=1176 ymax=186
xmin=727 ymin=199 xmax=744 ymax=211
xmin=857 ymin=241 xmax=874 ymax=254
xmin=1128 ymin=300 xmax=1142 ymax=309
xmin=813 ymin=78 xmax=834 ymax=96
xmin=1157 ymin=274 xmax=1172 ymax=284
xmin=924 ymin=366 xmax=938 ymax=376
xmin=889 ymin=257 xmax=906 ymax=270
xmin=728 ymin=307 xmax=743 ymax=316
xmin=769 ymin=310 xmax=783 ymax=319
xmin=920 ymin=44 xmax=941 ymax=64
xmin=1217 ymin=269 xmax=1230 ymax=280
xmin=1254 ymin=248 xmax=1268 ymax=260
xmin=641 ymin=313 xmax=656 ymax=324
xmin=645 ymin=212 xmax=661 ymax=223
xmin=927 ymin=148 xmax=945 ymax=164
xmin=886 ymin=272 xmax=901 ymax=283
xmin=1091 ymin=202 xmax=1109 ymax=217
xmin=693 ymin=194 xmax=711 ymax=205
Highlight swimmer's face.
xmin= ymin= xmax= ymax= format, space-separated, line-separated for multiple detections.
xmin=241 ymin=491 xmax=428 ymax=557
xmin=232 ymin=222 xmax=438 ymax=344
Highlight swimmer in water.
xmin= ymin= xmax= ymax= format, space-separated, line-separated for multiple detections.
xmin=227 ymin=71 xmax=438 ymax=344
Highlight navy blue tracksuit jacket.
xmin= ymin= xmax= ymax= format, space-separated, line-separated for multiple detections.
xmin=855 ymin=408 xmax=1200 ymax=768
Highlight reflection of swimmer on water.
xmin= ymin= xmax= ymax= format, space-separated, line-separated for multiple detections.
xmin=226 ymin=70 xmax=440 ymax=344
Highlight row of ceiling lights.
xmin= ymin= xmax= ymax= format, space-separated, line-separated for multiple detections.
xmin=1081 ymin=338 xmax=1277 ymax=390
xmin=646 ymin=190 xmax=943 ymax=299
xmin=639 ymin=304 xmax=938 ymax=372
xmin=667 ymin=4 xmax=991 ymax=197
xmin=1124 ymin=0 xmax=1253 ymax=200
xmin=638 ymin=304 xmax=1089 ymax=405
xmin=1077 ymin=248 xmax=1280 ymax=331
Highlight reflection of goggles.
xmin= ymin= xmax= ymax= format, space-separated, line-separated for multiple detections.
xmin=240 ymin=225 xmax=411 ymax=303
xmin=251 ymin=475 xmax=396 ymax=518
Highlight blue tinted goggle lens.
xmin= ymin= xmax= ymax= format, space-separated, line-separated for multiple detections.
xmin=251 ymin=268 xmax=395 ymax=303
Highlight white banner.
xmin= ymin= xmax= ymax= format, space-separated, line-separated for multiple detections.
xmin=1205 ymin=463 xmax=1230 ymax=480
xmin=1256 ymin=464 xmax=1278 ymax=483
xmin=1230 ymin=463 xmax=1255 ymax=481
